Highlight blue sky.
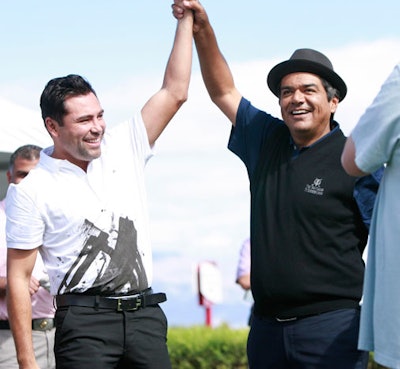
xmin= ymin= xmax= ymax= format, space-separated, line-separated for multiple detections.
xmin=1 ymin=0 xmax=399 ymax=112
xmin=1 ymin=1 xmax=400 ymax=327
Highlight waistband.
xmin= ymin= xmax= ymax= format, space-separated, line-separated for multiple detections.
xmin=0 ymin=318 xmax=55 ymax=331
xmin=257 ymin=306 xmax=361 ymax=323
xmin=56 ymin=289 xmax=167 ymax=311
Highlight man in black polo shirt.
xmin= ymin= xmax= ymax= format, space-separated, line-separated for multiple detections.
xmin=173 ymin=1 xmax=382 ymax=368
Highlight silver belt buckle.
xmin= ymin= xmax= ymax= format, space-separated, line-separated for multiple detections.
xmin=32 ymin=318 xmax=54 ymax=331
xmin=117 ymin=297 xmax=142 ymax=311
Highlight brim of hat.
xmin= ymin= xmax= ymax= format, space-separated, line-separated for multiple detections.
xmin=267 ymin=59 xmax=347 ymax=101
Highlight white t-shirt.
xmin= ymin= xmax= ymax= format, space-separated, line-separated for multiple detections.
xmin=1 ymin=200 xmax=55 ymax=320
xmin=6 ymin=113 xmax=154 ymax=296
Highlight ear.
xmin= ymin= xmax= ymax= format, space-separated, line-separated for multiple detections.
xmin=6 ymin=170 xmax=11 ymax=184
xmin=45 ymin=117 xmax=60 ymax=138
xmin=330 ymin=96 xmax=339 ymax=114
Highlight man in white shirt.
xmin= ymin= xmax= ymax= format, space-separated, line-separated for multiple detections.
xmin=6 ymin=8 xmax=193 ymax=369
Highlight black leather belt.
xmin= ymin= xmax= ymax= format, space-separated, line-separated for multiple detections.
xmin=0 ymin=318 xmax=55 ymax=331
xmin=56 ymin=290 xmax=167 ymax=311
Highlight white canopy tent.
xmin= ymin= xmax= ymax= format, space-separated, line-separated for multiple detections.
xmin=0 ymin=97 xmax=52 ymax=198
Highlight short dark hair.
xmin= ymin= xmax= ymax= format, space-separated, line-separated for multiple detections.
xmin=320 ymin=78 xmax=340 ymax=102
xmin=40 ymin=74 xmax=97 ymax=126
xmin=9 ymin=144 xmax=42 ymax=171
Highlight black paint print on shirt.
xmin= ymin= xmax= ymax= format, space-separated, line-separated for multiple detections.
xmin=58 ymin=217 xmax=148 ymax=295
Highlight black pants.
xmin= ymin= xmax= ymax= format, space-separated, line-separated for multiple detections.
xmin=54 ymin=304 xmax=171 ymax=369
xmin=247 ymin=308 xmax=369 ymax=369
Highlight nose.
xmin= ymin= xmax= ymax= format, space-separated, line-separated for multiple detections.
xmin=90 ymin=118 xmax=104 ymax=133
xmin=291 ymin=89 xmax=305 ymax=104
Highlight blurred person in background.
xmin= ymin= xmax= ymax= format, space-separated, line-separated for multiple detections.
xmin=0 ymin=144 xmax=55 ymax=369
xmin=235 ymin=237 xmax=253 ymax=326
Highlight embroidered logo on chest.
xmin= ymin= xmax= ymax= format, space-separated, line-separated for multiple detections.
xmin=304 ymin=177 xmax=325 ymax=196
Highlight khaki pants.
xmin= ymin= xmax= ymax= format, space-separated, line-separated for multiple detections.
xmin=0 ymin=328 xmax=55 ymax=369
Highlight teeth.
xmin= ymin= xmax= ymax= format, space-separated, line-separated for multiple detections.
xmin=292 ymin=110 xmax=307 ymax=115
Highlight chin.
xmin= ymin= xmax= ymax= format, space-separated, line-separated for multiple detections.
xmin=91 ymin=151 xmax=102 ymax=160
xmin=82 ymin=150 xmax=101 ymax=161
xmin=287 ymin=121 xmax=309 ymax=132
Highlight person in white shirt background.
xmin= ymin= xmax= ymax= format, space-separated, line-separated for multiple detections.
xmin=0 ymin=144 xmax=55 ymax=369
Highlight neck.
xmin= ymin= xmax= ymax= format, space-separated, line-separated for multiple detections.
xmin=292 ymin=130 xmax=331 ymax=149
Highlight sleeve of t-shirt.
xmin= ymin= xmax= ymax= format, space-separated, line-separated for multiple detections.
xmin=132 ymin=111 xmax=154 ymax=164
xmin=6 ymin=185 xmax=44 ymax=250
xmin=107 ymin=112 xmax=154 ymax=167
xmin=352 ymin=63 xmax=400 ymax=173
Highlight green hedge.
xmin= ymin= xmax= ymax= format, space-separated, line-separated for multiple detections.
xmin=168 ymin=325 xmax=248 ymax=369
xmin=167 ymin=325 xmax=388 ymax=369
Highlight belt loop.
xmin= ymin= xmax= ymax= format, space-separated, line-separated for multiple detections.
xmin=141 ymin=294 xmax=148 ymax=309
xmin=95 ymin=295 xmax=100 ymax=311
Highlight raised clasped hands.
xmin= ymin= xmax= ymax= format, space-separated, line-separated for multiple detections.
xmin=171 ymin=0 xmax=207 ymax=33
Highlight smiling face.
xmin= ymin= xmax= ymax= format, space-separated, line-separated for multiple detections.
xmin=46 ymin=92 xmax=105 ymax=171
xmin=279 ymin=72 xmax=339 ymax=148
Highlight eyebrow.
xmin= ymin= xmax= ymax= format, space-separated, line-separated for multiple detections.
xmin=280 ymin=83 xmax=319 ymax=91
xmin=75 ymin=109 xmax=104 ymax=122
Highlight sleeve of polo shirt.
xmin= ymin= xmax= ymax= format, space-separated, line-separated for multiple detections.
xmin=228 ymin=97 xmax=280 ymax=179
xmin=351 ymin=63 xmax=400 ymax=173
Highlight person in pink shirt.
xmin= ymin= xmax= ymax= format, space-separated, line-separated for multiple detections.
xmin=236 ymin=238 xmax=251 ymax=292
xmin=0 ymin=144 xmax=55 ymax=369
xmin=235 ymin=237 xmax=254 ymax=325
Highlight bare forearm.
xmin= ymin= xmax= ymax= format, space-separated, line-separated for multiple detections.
xmin=8 ymin=278 xmax=38 ymax=368
xmin=142 ymin=11 xmax=193 ymax=145
xmin=192 ymin=10 xmax=241 ymax=124
xmin=162 ymin=11 xmax=193 ymax=105
xmin=237 ymin=274 xmax=251 ymax=290
xmin=341 ymin=136 xmax=369 ymax=177
xmin=194 ymin=25 xmax=235 ymax=102
xmin=7 ymin=248 xmax=39 ymax=368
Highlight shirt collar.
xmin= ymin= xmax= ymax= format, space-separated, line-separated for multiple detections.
xmin=40 ymin=146 xmax=90 ymax=174
xmin=290 ymin=121 xmax=340 ymax=157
